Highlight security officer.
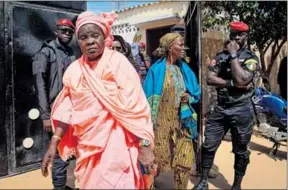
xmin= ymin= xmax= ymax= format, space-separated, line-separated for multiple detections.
xmin=171 ymin=24 xmax=185 ymax=36
xmin=193 ymin=21 xmax=259 ymax=190
xmin=33 ymin=18 xmax=76 ymax=190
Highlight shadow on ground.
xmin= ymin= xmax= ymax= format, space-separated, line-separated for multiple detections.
xmin=248 ymin=141 xmax=287 ymax=161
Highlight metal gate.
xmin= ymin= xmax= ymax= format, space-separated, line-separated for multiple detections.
xmin=184 ymin=1 xmax=202 ymax=173
xmin=0 ymin=1 xmax=85 ymax=178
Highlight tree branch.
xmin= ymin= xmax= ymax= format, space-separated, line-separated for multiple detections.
xmin=259 ymin=49 xmax=267 ymax=74
xmin=264 ymin=39 xmax=273 ymax=54
xmin=270 ymin=39 xmax=278 ymax=62
xmin=267 ymin=40 xmax=286 ymax=75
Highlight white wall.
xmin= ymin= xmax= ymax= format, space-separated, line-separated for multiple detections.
xmin=112 ymin=1 xmax=189 ymax=44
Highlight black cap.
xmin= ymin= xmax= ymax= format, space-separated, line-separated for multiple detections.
xmin=171 ymin=25 xmax=185 ymax=33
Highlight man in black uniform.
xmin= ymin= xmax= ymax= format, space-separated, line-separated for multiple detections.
xmin=193 ymin=21 xmax=259 ymax=190
xmin=32 ymin=18 xmax=76 ymax=190
xmin=171 ymin=24 xmax=185 ymax=36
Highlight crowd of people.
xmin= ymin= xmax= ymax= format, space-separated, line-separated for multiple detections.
xmin=111 ymin=35 xmax=151 ymax=82
xmin=33 ymin=10 xmax=260 ymax=190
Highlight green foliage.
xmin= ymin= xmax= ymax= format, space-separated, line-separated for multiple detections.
xmin=202 ymin=1 xmax=287 ymax=74
xmin=202 ymin=1 xmax=287 ymax=49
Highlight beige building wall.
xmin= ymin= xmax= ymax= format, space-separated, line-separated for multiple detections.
xmin=113 ymin=2 xmax=188 ymax=25
xmin=112 ymin=1 xmax=189 ymax=43
xmin=251 ymin=41 xmax=287 ymax=94
xmin=137 ymin=17 xmax=183 ymax=43
xmin=261 ymin=41 xmax=287 ymax=94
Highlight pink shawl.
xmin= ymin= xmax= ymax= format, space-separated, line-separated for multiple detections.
xmin=51 ymin=47 xmax=154 ymax=188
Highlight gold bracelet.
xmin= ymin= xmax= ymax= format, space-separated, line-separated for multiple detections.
xmin=52 ymin=135 xmax=62 ymax=140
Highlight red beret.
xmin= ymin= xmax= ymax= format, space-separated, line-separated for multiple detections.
xmin=57 ymin=18 xmax=75 ymax=29
xmin=230 ymin=21 xmax=249 ymax=32
xmin=139 ymin=42 xmax=146 ymax=48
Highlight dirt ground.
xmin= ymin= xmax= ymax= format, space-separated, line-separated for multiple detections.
xmin=188 ymin=135 xmax=287 ymax=189
xmin=0 ymin=135 xmax=287 ymax=189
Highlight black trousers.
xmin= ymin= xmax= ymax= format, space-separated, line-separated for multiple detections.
xmin=201 ymin=100 xmax=254 ymax=176
xmin=48 ymin=133 xmax=70 ymax=187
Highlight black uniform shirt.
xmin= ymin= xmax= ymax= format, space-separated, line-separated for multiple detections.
xmin=208 ymin=47 xmax=259 ymax=105
xmin=54 ymin=39 xmax=75 ymax=74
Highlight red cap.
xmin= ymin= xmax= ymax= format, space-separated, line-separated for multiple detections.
xmin=230 ymin=21 xmax=249 ymax=32
xmin=139 ymin=42 xmax=146 ymax=48
xmin=57 ymin=18 xmax=75 ymax=29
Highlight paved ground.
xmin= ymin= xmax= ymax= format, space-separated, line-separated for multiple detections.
xmin=0 ymin=135 xmax=286 ymax=189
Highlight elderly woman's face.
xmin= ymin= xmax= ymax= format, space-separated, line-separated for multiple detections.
xmin=170 ymin=37 xmax=185 ymax=59
xmin=78 ymin=23 xmax=105 ymax=61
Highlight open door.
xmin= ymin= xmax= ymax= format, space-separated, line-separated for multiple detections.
xmin=146 ymin=25 xmax=174 ymax=63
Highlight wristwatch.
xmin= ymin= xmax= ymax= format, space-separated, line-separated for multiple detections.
xmin=230 ymin=53 xmax=238 ymax=60
xmin=139 ymin=139 xmax=151 ymax=147
xmin=226 ymin=80 xmax=234 ymax=87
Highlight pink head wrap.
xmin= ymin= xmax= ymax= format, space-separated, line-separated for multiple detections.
xmin=75 ymin=11 xmax=117 ymax=47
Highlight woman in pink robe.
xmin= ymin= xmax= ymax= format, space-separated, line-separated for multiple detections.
xmin=41 ymin=11 xmax=155 ymax=189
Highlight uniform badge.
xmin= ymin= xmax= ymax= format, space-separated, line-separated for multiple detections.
xmin=244 ymin=59 xmax=257 ymax=71
xmin=209 ymin=59 xmax=216 ymax=67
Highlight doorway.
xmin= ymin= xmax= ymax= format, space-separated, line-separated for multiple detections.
xmin=146 ymin=25 xmax=173 ymax=63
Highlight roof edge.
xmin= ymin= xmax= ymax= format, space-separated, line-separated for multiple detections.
xmin=113 ymin=1 xmax=160 ymax=13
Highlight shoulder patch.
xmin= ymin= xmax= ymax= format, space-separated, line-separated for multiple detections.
xmin=244 ymin=59 xmax=257 ymax=71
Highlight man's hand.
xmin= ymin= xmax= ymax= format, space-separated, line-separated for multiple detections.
xmin=227 ymin=40 xmax=239 ymax=54
xmin=138 ymin=146 xmax=155 ymax=174
xmin=234 ymin=82 xmax=253 ymax=90
xmin=43 ymin=119 xmax=52 ymax=132
xmin=180 ymin=92 xmax=190 ymax=104
xmin=41 ymin=139 xmax=58 ymax=177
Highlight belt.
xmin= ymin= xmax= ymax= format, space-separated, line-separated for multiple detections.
xmin=218 ymin=96 xmax=252 ymax=108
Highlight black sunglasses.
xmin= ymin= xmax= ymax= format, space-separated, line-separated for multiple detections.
xmin=58 ymin=28 xmax=74 ymax=35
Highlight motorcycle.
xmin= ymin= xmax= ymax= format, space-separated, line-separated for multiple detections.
xmin=252 ymin=87 xmax=287 ymax=158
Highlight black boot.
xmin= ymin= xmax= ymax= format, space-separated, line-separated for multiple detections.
xmin=192 ymin=180 xmax=209 ymax=190
xmin=53 ymin=186 xmax=66 ymax=190
xmin=192 ymin=168 xmax=209 ymax=190
xmin=231 ymin=174 xmax=243 ymax=190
